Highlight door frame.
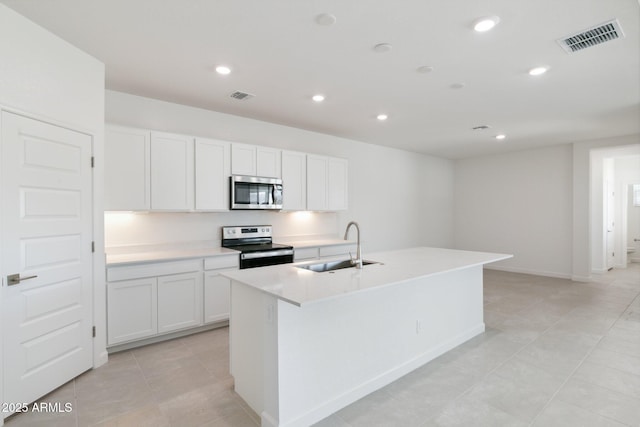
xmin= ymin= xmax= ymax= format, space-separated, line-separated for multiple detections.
xmin=0 ymin=105 xmax=107 ymax=422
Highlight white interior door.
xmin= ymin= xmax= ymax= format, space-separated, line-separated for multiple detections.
xmin=1 ymin=112 xmax=93 ymax=413
xmin=606 ymin=180 xmax=616 ymax=270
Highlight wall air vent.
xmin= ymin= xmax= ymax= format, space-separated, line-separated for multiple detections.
xmin=229 ymin=91 xmax=255 ymax=101
xmin=557 ymin=19 xmax=624 ymax=53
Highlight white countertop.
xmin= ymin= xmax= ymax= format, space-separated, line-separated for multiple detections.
xmin=221 ymin=247 xmax=512 ymax=307
xmin=105 ymin=236 xmax=354 ymax=266
xmin=106 ymin=246 xmax=239 ymax=266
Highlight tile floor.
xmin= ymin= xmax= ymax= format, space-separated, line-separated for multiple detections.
xmin=5 ymin=264 xmax=640 ymax=427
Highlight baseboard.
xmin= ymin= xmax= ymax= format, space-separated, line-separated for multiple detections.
xmin=484 ymin=265 xmax=572 ymax=280
xmin=107 ymin=321 xmax=228 ymax=353
xmin=94 ymin=350 xmax=109 ymax=368
xmin=269 ymin=323 xmax=486 ymax=427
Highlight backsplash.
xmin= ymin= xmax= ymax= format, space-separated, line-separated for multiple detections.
xmin=104 ymin=211 xmax=339 ymax=248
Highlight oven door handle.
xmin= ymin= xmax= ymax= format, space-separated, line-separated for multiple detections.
xmin=241 ymin=249 xmax=294 ymax=260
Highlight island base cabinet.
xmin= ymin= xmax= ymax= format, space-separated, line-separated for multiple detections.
xmin=107 ymin=278 xmax=158 ymax=345
xmin=230 ymin=266 xmax=485 ymax=427
xmin=157 ymin=272 xmax=203 ymax=334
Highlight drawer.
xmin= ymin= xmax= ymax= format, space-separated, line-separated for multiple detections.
xmin=107 ymin=258 xmax=202 ymax=282
xmin=319 ymin=244 xmax=357 ymax=258
xmin=294 ymin=247 xmax=319 ymax=261
xmin=204 ymin=254 xmax=239 ymax=271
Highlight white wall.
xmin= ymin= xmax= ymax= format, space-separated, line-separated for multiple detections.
xmin=454 ymin=144 xmax=574 ymax=278
xmin=104 ymin=90 xmax=454 ymax=253
xmin=0 ymin=4 xmax=106 ymax=421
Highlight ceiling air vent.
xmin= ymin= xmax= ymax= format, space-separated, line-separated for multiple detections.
xmin=229 ymin=91 xmax=254 ymax=101
xmin=557 ymin=19 xmax=624 ymax=53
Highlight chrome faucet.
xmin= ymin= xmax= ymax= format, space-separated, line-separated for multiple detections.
xmin=343 ymin=221 xmax=363 ymax=269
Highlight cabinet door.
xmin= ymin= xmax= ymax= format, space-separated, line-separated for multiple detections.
xmin=257 ymin=147 xmax=281 ymax=178
xmin=157 ymin=272 xmax=203 ymax=334
xmin=281 ymin=150 xmax=307 ymax=211
xmin=195 ymin=138 xmax=230 ymax=211
xmin=307 ymin=155 xmax=328 ymax=211
xmin=328 ymin=157 xmax=348 ymax=210
xmin=107 ymin=278 xmax=157 ymax=345
xmin=104 ymin=126 xmax=150 ymax=210
xmin=203 ymin=271 xmax=231 ymax=323
xmin=231 ymin=143 xmax=256 ymax=176
xmin=150 ymin=132 xmax=194 ymax=211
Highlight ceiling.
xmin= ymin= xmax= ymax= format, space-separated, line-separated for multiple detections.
xmin=3 ymin=0 xmax=639 ymax=159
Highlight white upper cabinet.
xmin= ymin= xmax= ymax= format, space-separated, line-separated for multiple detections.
xmin=306 ymin=155 xmax=348 ymax=211
xmin=328 ymin=157 xmax=348 ymax=211
xmin=281 ymin=150 xmax=307 ymax=211
xmin=257 ymin=147 xmax=281 ymax=178
xmin=150 ymin=131 xmax=194 ymax=211
xmin=104 ymin=125 xmax=151 ymax=211
xmin=195 ymin=138 xmax=230 ymax=211
xmin=104 ymin=124 xmax=345 ymax=212
xmin=307 ymin=155 xmax=329 ymax=211
xmin=231 ymin=143 xmax=256 ymax=176
xmin=231 ymin=143 xmax=281 ymax=178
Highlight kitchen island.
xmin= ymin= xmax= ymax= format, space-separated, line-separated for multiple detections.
xmin=222 ymin=247 xmax=512 ymax=427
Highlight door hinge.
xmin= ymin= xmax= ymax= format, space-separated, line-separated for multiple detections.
xmin=92 ymin=326 xmax=96 ymax=338
xmin=91 ymin=156 xmax=95 ymax=168
xmin=91 ymin=241 xmax=95 ymax=253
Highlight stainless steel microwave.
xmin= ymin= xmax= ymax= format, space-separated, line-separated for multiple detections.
xmin=230 ymin=175 xmax=283 ymax=210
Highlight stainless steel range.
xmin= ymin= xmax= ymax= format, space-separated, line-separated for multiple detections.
xmin=222 ymin=225 xmax=294 ymax=269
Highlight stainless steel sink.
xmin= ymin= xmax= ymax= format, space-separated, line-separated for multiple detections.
xmin=297 ymin=259 xmax=379 ymax=273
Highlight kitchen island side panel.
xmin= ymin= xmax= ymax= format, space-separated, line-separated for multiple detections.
xmin=237 ymin=265 xmax=484 ymax=427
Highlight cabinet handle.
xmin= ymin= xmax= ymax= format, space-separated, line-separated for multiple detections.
xmin=7 ymin=274 xmax=38 ymax=286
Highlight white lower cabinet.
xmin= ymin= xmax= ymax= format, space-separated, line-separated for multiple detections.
xmin=107 ymin=256 xmax=237 ymax=347
xmin=203 ymin=254 xmax=238 ymax=324
xmin=157 ymin=272 xmax=203 ymax=333
xmin=107 ymin=277 xmax=158 ymax=344
xmin=203 ymin=273 xmax=231 ymax=323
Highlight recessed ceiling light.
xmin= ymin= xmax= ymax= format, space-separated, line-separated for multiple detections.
xmin=528 ymin=66 xmax=549 ymax=76
xmin=315 ymin=13 xmax=337 ymax=26
xmin=473 ymin=16 xmax=500 ymax=32
xmin=215 ymin=65 xmax=231 ymax=75
xmin=495 ymin=134 xmax=506 ymax=140
xmin=416 ymin=65 xmax=434 ymax=74
xmin=450 ymin=82 xmax=466 ymax=89
xmin=312 ymin=94 xmax=325 ymax=102
xmin=376 ymin=114 xmax=388 ymax=121
xmin=373 ymin=43 xmax=393 ymax=53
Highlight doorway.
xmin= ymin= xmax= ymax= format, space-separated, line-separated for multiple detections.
xmin=590 ymin=147 xmax=640 ymax=274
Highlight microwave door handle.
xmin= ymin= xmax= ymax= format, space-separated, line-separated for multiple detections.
xmin=271 ymin=185 xmax=276 ymax=204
